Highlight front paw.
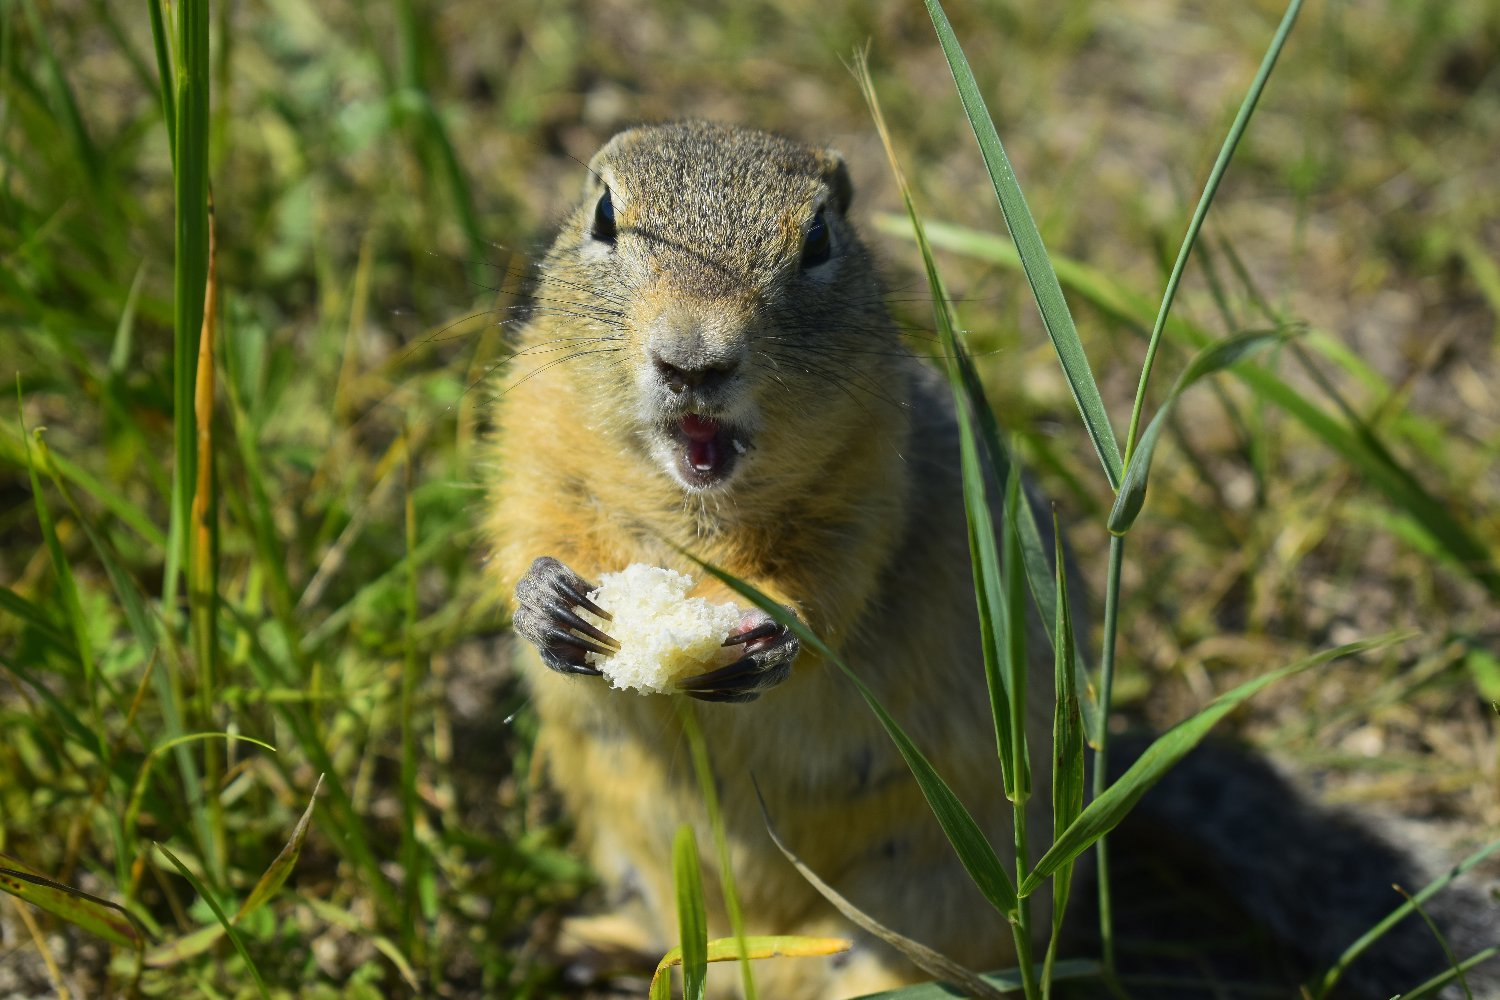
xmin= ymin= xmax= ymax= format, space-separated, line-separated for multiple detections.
xmin=513 ymin=556 xmax=619 ymax=676
xmin=676 ymin=610 xmax=800 ymax=703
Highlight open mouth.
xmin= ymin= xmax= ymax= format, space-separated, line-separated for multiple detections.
xmin=671 ymin=413 xmax=749 ymax=488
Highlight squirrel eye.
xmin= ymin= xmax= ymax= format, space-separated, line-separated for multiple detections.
xmin=800 ymin=209 xmax=831 ymax=269
xmin=591 ymin=190 xmax=617 ymax=243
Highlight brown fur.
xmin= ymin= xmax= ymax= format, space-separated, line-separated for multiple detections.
xmin=484 ymin=122 xmax=1050 ymax=998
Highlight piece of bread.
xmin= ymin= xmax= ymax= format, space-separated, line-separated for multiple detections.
xmin=582 ymin=564 xmax=740 ymax=694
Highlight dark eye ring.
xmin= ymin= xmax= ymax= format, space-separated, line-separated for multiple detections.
xmin=800 ymin=209 xmax=831 ymax=269
xmin=592 ymin=189 xmax=617 ymax=243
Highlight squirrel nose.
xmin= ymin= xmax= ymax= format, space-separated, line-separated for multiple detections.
xmin=652 ymin=351 xmax=739 ymax=394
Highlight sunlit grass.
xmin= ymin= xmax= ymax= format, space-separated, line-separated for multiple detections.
xmin=2 ymin=0 xmax=1497 ymax=995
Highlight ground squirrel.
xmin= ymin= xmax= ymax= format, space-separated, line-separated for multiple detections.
xmin=485 ymin=120 xmax=1051 ymax=997
xmin=483 ymin=122 xmax=1493 ymax=998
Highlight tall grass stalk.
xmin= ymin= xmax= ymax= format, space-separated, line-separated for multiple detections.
xmin=1311 ymin=836 xmax=1500 ymax=997
xmin=155 ymin=844 xmax=270 ymax=1000
xmin=147 ymin=0 xmax=219 ymax=890
xmin=189 ymin=197 xmax=223 ymax=885
xmin=887 ymin=215 xmax=1500 ymax=598
xmin=855 ymin=56 xmax=1030 ymax=967
xmin=679 ymin=700 xmax=758 ymax=1000
xmin=671 ymin=825 xmax=709 ymax=1000
xmin=1089 ymin=537 xmax=1123 ymax=973
xmin=921 ymin=0 xmax=1305 ymax=980
xmin=1042 ymin=516 xmax=1084 ymax=999
xmin=1001 ymin=470 xmax=1037 ymax=998
xmin=399 ymin=426 xmax=428 ymax=968
xmin=1122 ymin=0 xmax=1306 ymax=460
xmin=388 ymin=0 xmax=485 ymax=267
xmin=164 ymin=0 xmax=208 ymax=614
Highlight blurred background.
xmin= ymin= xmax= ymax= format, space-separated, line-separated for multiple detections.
xmin=2 ymin=0 xmax=1497 ymax=995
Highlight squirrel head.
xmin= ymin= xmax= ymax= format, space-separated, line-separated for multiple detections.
xmin=538 ymin=121 xmax=908 ymax=496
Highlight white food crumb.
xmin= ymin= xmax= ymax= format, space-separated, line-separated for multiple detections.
xmin=582 ymin=564 xmax=741 ymax=695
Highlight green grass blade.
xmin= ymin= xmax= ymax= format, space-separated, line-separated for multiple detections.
xmin=951 ymin=334 xmax=1101 ymax=746
xmin=0 ymin=855 xmax=145 ymax=951
xmin=691 ymin=557 xmax=1019 ymax=918
xmin=1109 ymin=330 xmax=1287 ymax=534
xmin=20 ymin=423 xmax=99 ymax=732
xmin=672 ymin=825 xmax=709 ymax=1000
xmin=30 ymin=427 xmax=210 ymax=879
xmin=901 ymin=218 xmax=1500 ymax=599
xmin=650 ymin=936 xmax=851 ymax=1000
xmin=219 ymin=600 xmax=400 ymax=917
xmin=855 ymin=48 xmax=1018 ymax=797
xmin=1043 ymin=514 xmax=1084 ymax=995
xmin=123 ymin=733 xmax=275 ymax=846
xmin=413 ymin=96 xmax=487 ymax=264
xmin=1394 ymin=885 xmax=1474 ymax=1000
xmin=19 ymin=0 xmax=100 ymax=186
xmin=1022 ymin=632 xmax=1413 ymax=896
xmin=398 ymin=430 xmax=427 ymax=966
xmin=142 ymin=922 xmax=224 ymax=968
xmin=679 ymin=701 xmax=757 ymax=999
xmin=155 ymin=844 xmax=270 ymax=1000
xmin=385 ymin=0 xmax=485 ymax=267
xmin=1 ymin=654 xmax=98 ymax=751
xmin=298 ymin=894 xmax=422 ymax=991
xmin=1238 ymin=364 xmax=1500 ymax=596
xmin=1455 ymin=235 xmax=1500 ymax=318
xmin=90 ymin=0 xmax=156 ymax=97
xmin=848 ymin=960 xmax=1101 ymax=999
xmin=146 ymin=0 xmax=176 ymax=160
xmin=138 ymin=766 xmax=311 ymax=968
xmin=0 ymin=422 xmax=166 ymax=550
xmin=755 ymin=782 xmax=1006 ymax=1000
xmin=958 ymin=387 xmax=1016 ymax=797
xmin=1090 ymin=535 xmax=1125 ymax=974
xmin=1001 ymin=469 xmax=1030 ymax=807
xmin=0 ymin=585 xmax=75 ymax=658
xmin=1122 ymin=0 xmax=1305 ymax=461
xmin=164 ymin=0 xmax=210 ymax=614
xmin=1311 ymin=835 xmax=1500 ymax=998
xmin=999 ymin=469 xmax=1038 ymax=996
xmin=1394 ymin=949 xmax=1498 ymax=1000
xmin=922 ymin=0 xmax=1122 ymax=491
xmin=219 ymin=371 xmax=304 ymax=657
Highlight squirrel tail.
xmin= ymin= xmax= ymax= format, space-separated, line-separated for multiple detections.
xmin=1062 ymin=736 xmax=1498 ymax=999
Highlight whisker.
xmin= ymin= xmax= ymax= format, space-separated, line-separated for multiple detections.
xmin=479 ymin=347 xmax=627 ymax=405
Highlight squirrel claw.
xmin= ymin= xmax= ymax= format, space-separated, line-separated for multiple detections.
xmin=722 ymin=619 xmax=781 ymax=647
xmin=678 ymin=612 xmax=798 ymax=702
xmin=515 ymin=556 xmax=617 ymax=676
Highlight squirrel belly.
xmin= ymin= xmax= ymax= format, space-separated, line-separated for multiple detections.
xmin=484 ymin=121 xmax=1054 ymax=996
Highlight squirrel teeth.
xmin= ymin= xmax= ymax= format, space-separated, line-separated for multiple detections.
xmin=673 ymin=414 xmax=745 ymax=486
xmin=689 ymin=438 xmax=719 ymax=472
xmin=681 ymin=414 xmax=723 ymax=473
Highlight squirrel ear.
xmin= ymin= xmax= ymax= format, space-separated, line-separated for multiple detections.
xmin=584 ymin=127 xmax=638 ymax=196
xmin=823 ymin=151 xmax=854 ymax=214
xmin=583 ymin=147 xmax=614 ymax=197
